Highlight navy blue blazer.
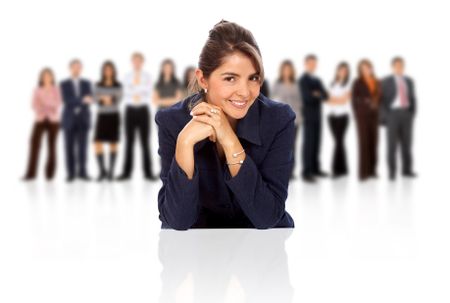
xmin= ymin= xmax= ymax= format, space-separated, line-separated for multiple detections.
xmin=60 ymin=79 xmax=92 ymax=130
xmin=155 ymin=92 xmax=296 ymax=230
xmin=298 ymin=73 xmax=329 ymax=121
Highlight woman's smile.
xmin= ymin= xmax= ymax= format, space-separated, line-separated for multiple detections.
xmin=228 ymin=98 xmax=249 ymax=110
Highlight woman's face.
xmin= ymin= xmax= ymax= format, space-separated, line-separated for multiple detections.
xmin=337 ymin=66 xmax=348 ymax=81
xmin=42 ymin=71 xmax=53 ymax=86
xmin=361 ymin=63 xmax=372 ymax=78
xmin=163 ymin=62 xmax=173 ymax=77
xmin=103 ymin=65 xmax=114 ymax=79
xmin=197 ymin=51 xmax=261 ymax=120
xmin=281 ymin=64 xmax=293 ymax=81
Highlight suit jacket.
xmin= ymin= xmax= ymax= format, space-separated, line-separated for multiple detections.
xmin=298 ymin=73 xmax=328 ymax=121
xmin=60 ymin=78 xmax=92 ymax=130
xmin=155 ymin=92 xmax=296 ymax=230
xmin=351 ymin=77 xmax=381 ymax=117
xmin=380 ymin=75 xmax=416 ymax=118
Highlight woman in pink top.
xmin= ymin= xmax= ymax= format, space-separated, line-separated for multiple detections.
xmin=23 ymin=68 xmax=62 ymax=180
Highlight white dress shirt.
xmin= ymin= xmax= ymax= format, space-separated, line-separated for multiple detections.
xmin=72 ymin=78 xmax=80 ymax=98
xmin=327 ymin=81 xmax=351 ymax=116
xmin=123 ymin=70 xmax=152 ymax=107
xmin=391 ymin=75 xmax=409 ymax=109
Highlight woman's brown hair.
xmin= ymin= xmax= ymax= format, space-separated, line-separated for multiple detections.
xmin=188 ymin=20 xmax=265 ymax=109
xmin=357 ymin=59 xmax=381 ymax=101
xmin=357 ymin=59 xmax=375 ymax=79
xmin=277 ymin=59 xmax=296 ymax=84
xmin=38 ymin=67 xmax=55 ymax=87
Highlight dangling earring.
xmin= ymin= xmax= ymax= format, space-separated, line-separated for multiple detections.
xmin=204 ymin=88 xmax=208 ymax=94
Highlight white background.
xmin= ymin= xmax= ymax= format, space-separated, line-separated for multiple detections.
xmin=0 ymin=0 xmax=449 ymax=302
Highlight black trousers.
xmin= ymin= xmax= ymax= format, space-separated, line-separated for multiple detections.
xmin=121 ymin=105 xmax=153 ymax=177
xmin=355 ymin=110 xmax=379 ymax=179
xmin=24 ymin=119 xmax=59 ymax=179
xmin=64 ymin=122 xmax=89 ymax=178
xmin=302 ymin=117 xmax=322 ymax=177
xmin=328 ymin=114 xmax=349 ymax=176
xmin=387 ymin=109 xmax=414 ymax=175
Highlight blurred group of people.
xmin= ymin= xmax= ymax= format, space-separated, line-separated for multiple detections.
xmin=23 ymin=52 xmax=195 ymax=182
xmin=22 ymin=53 xmax=417 ymax=183
xmin=270 ymin=55 xmax=417 ymax=182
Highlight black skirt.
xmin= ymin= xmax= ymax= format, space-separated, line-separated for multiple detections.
xmin=94 ymin=112 xmax=120 ymax=142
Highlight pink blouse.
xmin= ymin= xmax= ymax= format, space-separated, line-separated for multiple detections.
xmin=32 ymin=86 xmax=62 ymax=122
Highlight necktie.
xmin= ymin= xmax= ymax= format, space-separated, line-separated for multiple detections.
xmin=398 ymin=78 xmax=408 ymax=107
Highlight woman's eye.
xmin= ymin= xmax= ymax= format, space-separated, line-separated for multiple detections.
xmin=250 ymin=75 xmax=260 ymax=82
xmin=224 ymin=77 xmax=235 ymax=82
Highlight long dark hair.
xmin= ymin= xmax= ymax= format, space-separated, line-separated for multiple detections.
xmin=183 ymin=66 xmax=195 ymax=89
xmin=98 ymin=60 xmax=119 ymax=86
xmin=157 ymin=58 xmax=179 ymax=87
xmin=331 ymin=61 xmax=350 ymax=87
xmin=357 ymin=59 xmax=376 ymax=80
xmin=188 ymin=20 xmax=265 ymax=109
xmin=277 ymin=59 xmax=296 ymax=83
xmin=357 ymin=59 xmax=380 ymax=99
xmin=38 ymin=67 xmax=55 ymax=87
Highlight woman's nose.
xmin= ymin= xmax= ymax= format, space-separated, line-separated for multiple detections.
xmin=236 ymin=82 xmax=251 ymax=99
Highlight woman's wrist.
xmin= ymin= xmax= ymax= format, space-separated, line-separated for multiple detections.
xmin=220 ymin=133 xmax=240 ymax=152
xmin=175 ymin=138 xmax=195 ymax=179
xmin=222 ymin=137 xmax=244 ymax=161
xmin=177 ymin=133 xmax=194 ymax=149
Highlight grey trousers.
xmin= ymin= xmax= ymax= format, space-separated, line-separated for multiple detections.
xmin=387 ymin=109 xmax=414 ymax=175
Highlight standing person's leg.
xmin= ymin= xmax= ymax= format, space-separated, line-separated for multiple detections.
xmin=108 ymin=142 xmax=118 ymax=181
xmin=371 ymin=112 xmax=379 ymax=177
xmin=119 ymin=107 xmax=136 ymax=179
xmin=78 ymin=124 xmax=90 ymax=179
xmin=356 ymin=114 xmax=369 ymax=180
xmin=24 ymin=121 xmax=45 ymax=179
xmin=45 ymin=120 xmax=59 ymax=180
xmin=339 ymin=114 xmax=349 ymax=175
xmin=313 ymin=118 xmax=323 ymax=174
xmin=108 ymin=112 xmax=120 ymax=181
xmin=63 ymin=126 xmax=76 ymax=180
xmin=94 ymin=114 xmax=106 ymax=181
xmin=400 ymin=110 xmax=414 ymax=175
xmin=387 ymin=111 xmax=399 ymax=179
xmin=331 ymin=115 xmax=347 ymax=176
xmin=366 ymin=112 xmax=375 ymax=177
xmin=138 ymin=106 xmax=154 ymax=179
xmin=302 ymin=120 xmax=313 ymax=179
xmin=328 ymin=115 xmax=339 ymax=176
xmin=95 ymin=141 xmax=106 ymax=181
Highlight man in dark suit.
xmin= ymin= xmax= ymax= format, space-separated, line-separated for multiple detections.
xmin=298 ymin=54 xmax=329 ymax=183
xmin=381 ymin=57 xmax=417 ymax=180
xmin=60 ymin=59 xmax=93 ymax=182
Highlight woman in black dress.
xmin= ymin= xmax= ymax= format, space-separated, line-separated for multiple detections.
xmin=93 ymin=61 xmax=123 ymax=181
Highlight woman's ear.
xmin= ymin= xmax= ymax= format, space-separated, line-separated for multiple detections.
xmin=195 ymin=68 xmax=208 ymax=90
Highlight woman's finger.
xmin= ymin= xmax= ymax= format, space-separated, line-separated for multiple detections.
xmin=191 ymin=103 xmax=221 ymax=116
xmin=191 ymin=108 xmax=221 ymax=121
xmin=192 ymin=113 xmax=213 ymax=125
xmin=191 ymin=107 xmax=214 ymax=117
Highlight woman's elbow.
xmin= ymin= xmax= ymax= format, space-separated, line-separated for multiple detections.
xmin=252 ymin=209 xmax=285 ymax=229
xmin=169 ymin=220 xmax=194 ymax=231
xmin=160 ymin=209 xmax=196 ymax=231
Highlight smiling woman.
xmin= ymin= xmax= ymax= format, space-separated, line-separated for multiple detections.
xmin=155 ymin=20 xmax=296 ymax=230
